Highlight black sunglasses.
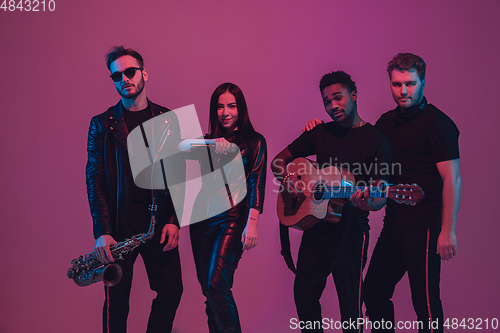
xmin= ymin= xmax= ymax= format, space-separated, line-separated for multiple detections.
xmin=110 ymin=67 xmax=142 ymax=82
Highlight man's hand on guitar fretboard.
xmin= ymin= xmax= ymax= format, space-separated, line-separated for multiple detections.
xmin=350 ymin=187 xmax=372 ymax=211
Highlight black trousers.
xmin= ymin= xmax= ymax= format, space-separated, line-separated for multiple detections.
xmin=364 ymin=226 xmax=443 ymax=333
xmin=190 ymin=217 xmax=245 ymax=333
xmin=294 ymin=220 xmax=368 ymax=333
xmin=102 ymin=237 xmax=183 ymax=333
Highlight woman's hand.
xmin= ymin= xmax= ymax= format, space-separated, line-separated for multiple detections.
xmin=242 ymin=208 xmax=259 ymax=250
xmin=213 ymin=138 xmax=233 ymax=155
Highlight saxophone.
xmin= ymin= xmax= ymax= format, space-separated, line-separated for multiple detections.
xmin=67 ymin=198 xmax=158 ymax=287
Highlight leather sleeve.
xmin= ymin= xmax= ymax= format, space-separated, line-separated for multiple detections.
xmin=247 ymin=134 xmax=267 ymax=213
xmin=86 ymin=116 xmax=112 ymax=239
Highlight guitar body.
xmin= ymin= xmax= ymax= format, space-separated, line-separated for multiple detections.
xmin=277 ymin=157 xmax=355 ymax=231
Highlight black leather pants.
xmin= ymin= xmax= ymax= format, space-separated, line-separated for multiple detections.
xmin=190 ymin=217 xmax=245 ymax=333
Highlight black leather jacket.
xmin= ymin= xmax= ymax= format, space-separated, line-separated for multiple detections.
xmin=86 ymin=100 xmax=184 ymax=239
xmin=190 ymin=131 xmax=267 ymax=223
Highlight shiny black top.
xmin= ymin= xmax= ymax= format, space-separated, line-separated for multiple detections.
xmin=191 ymin=130 xmax=267 ymax=224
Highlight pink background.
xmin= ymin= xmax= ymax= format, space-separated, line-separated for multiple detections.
xmin=1 ymin=0 xmax=499 ymax=332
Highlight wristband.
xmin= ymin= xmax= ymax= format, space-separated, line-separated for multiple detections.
xmin=281 ymin=173 xmax=297 ymax=185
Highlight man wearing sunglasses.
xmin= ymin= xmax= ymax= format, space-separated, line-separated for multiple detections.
xmin=86 ymin=46 xmax=183 ymax=333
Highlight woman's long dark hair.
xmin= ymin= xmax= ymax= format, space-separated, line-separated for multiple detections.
xmin=208 ymin=82 xmax=256 ymax=139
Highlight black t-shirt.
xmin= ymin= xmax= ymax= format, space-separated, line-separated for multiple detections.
xmin=375 ymin=103 xmax=460 ymax=230
xmin=287 ymin=122 xmax=392 ymax=230
xmin=123 ymin=106 xmax=154 ymax=234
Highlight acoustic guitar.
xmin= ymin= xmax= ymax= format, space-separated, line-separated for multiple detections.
xmin=277 ymin=157 xmax=424 ymax=231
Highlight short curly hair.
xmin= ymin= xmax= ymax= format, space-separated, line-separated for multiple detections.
xmin=105 ymin=46 xmax=144 ymax=70
xmin=319 ymin=71 xmax=357 ymax=94
xmin=387 ymin=53 xmax=426 ymax=81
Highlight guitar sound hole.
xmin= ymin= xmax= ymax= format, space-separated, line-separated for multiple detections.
xmin=314 ymin=183 xmax=325 ymax=200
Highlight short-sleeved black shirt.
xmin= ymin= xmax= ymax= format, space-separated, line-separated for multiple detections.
xmin=375 ymin=103 xmax=460 ymax=230
xmin=288 ymin=122 xmax=392 ymax=230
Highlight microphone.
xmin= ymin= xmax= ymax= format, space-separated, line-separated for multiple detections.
xmin=178 ymin=139 xmax=238 ymax=153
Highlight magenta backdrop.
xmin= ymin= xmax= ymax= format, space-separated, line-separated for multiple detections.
xmin=1 ymin=0 xmax=499 ymax=332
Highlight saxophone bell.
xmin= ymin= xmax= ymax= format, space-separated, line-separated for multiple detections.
xmin=96 ymin=263 xmax=123 ymax=287
xmin=73 ymin=263 xmax=123 ymax=287
xmin=68 ymin=198 xmax=158 ymax=287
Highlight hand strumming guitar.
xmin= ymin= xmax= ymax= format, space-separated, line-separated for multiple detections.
xmin=282 ymin=173 xmax=305 ymax=198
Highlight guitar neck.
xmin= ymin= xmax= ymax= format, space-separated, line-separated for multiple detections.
xmin=323 ymin=186 xmax=386 ymax=199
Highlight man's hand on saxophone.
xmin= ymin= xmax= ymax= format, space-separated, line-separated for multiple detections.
xmin=95 ymin=235 xmax=117 ymax=264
